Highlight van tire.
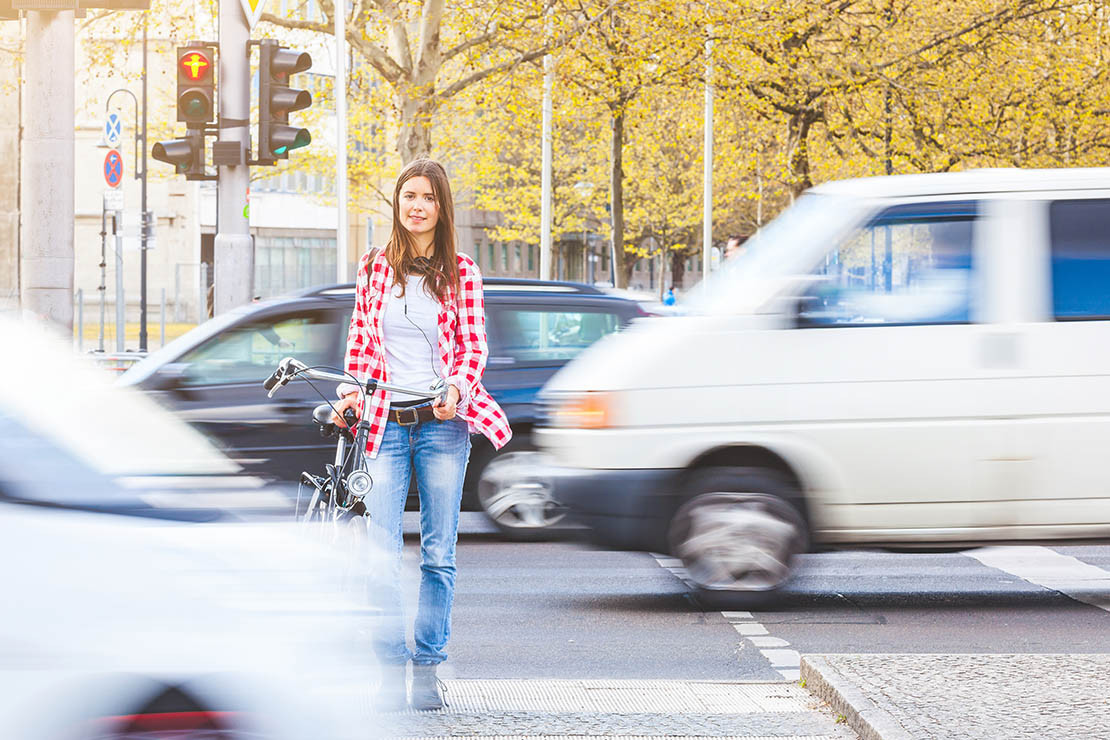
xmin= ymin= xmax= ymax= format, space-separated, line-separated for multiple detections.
xmin=669 ymin=468 xmax=808 ymax=608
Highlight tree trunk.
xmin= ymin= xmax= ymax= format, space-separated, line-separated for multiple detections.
xmin=609 ymin=106 xmax=626 ymax=288
xmin=786 ymin=110 xmax=817 ymax=196
xmin=397 ymin=91 xmax=434 ymax=164
xmin=666 ymin=251 xmax=683 ymax=292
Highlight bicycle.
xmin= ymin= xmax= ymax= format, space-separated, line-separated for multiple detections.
xmin=262 ymin=356 xmax=447 ymax=529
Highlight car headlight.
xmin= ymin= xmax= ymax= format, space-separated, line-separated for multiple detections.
xmin=548 ymin=392 xmax=614 ymax=429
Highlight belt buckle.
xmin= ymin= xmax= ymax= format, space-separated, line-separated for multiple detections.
xmin=396 ymin=406 xmax=420 ymax=426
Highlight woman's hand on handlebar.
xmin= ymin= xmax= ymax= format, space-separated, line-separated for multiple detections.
xmin=432 ymin=384 xmax=461 ymax=421
xmin=332 ymin=394 xmax=360 ymax=428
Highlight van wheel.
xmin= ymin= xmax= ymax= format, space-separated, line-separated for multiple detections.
xmin=669 ymin=468 xmax=808 ymax=608
xmin=477 ymin=443 xmax=565 ymax=540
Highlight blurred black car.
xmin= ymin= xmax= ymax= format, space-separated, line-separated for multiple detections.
xmin=119 ymin=278 xmax=648 ymax=537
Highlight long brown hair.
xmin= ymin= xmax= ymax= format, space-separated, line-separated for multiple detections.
xmin=383 ymin=158 xmax=460 ymax=304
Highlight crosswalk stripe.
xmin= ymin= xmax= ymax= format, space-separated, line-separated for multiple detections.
xmin=964 ymin=546 xmax=1110 ymax=612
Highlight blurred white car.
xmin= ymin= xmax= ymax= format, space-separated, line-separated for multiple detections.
xmin=0 ymin=317 xmax=386 ymax=739
xmin=539 ymin=167 xmax=1110 ymax=605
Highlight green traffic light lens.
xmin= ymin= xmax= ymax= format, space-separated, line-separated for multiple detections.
xmin=179 ymin=90 xmax=211 ymax=120
xmin=273 ymin=145 xmax=288 ymax=155
xmin=289 ymin=130 xmax=311 ymax=151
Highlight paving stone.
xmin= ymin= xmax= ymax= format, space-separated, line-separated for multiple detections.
xmin=802 ymin=654 xmax=1110 ymax=740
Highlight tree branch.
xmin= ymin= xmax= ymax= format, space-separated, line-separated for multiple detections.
xmin=262 ymin=7 xmax=407 ymax=84
xmin=370 ymin=0 xmax=413 ymax=73
xmin=434 ymin=0 xmax=624 ymax=101
xmin=416 ymin=0 xmax=446 ymax=82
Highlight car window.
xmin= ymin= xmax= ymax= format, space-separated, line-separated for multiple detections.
xmin=796 ymin=201 xmax=977 ymax=327
xmin=178 ymin=311 xmax=337 ymax=386
xmin=495 ymin=308 xmax=622 ymax=362
xmin=1049 ymin=198 xmax=1110 ymax=320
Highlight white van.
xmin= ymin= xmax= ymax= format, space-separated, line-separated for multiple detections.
xmin=536 ymin=168 xmax=1110 ymax=603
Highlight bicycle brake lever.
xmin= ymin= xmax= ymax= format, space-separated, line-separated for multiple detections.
xmin=430 ymin=379 xmax=449 ymax=405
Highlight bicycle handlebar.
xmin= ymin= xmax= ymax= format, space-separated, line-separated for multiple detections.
xmin=264 ymin=357 xmax=448 ymax=404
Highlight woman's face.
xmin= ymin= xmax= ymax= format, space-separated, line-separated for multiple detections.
xmin=398 ymin=175 xmax=439 ymax=238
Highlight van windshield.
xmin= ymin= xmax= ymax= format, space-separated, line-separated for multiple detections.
xmin=683 ymin=194 xmax=865 ymax=315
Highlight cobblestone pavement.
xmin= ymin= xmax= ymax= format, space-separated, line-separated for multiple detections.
xmin=801 ymin=654 xmax=1110 ymax=740
xmin=373 ymin=679 xmax=858 ymax=739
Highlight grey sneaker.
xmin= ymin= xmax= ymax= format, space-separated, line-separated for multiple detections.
xmin=410 ymin=663 xmax=444 ymax=711
xmin=375 ymin=661 xmax=408 ymax=712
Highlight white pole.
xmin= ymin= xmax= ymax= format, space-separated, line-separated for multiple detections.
xmin=335 ymin=0 xmax=349 ymax=281
xmin=539 ymin=15 xmax=554 ymax=281
xmin=702 ymin=27 xmax=714 ymax=283
xmin=214 ymin=0 xmax=253 ymax=315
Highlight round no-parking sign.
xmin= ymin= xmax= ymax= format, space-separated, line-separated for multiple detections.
xmin=104 ymin=149 xmax=124 ymax=189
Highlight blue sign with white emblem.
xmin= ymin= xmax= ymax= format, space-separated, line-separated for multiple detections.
xmin=104 ymin=113 xmax=122 ymax=147
xmin=104 ymin=149 xmax=123 ymax=188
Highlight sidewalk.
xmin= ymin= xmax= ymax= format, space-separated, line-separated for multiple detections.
xmin=376 ymin=679 xmax=857 ymax=739
xmin=801 ymin=654 xmax=1110 ymax=740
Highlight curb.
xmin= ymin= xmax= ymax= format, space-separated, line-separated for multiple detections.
xmin=800 ymin=656 xmax=912 ymax=740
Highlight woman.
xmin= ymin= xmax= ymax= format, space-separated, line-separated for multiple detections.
xmin=332 ymin=159 xmax=511 ymax=711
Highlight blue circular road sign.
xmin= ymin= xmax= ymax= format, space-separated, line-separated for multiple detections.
xmin=104 ymin=149 xmax=123 ymax=188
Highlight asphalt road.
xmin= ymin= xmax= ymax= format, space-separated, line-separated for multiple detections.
xmin=394 ymin=536 xmax=1110 ymax=682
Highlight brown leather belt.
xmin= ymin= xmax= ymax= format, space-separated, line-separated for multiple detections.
xmin=388 ymin=403 xmax=437 ymax=426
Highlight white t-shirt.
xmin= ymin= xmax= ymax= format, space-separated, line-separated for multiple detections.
xmin=381 ymin=274 xmax=442 ymax=401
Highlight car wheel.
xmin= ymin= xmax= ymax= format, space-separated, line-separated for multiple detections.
xmin=476 ymin=444 xmax=565 ymax=540
xmin=669 ymin=468 xmax=808 ymax=608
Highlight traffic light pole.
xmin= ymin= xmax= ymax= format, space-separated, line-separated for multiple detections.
xmin=214 ymin=0 xmax=253 ymax=315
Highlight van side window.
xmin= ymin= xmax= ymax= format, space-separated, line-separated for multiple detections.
xmin=1049 ymin=199 xmax=1110 ymax=320
xmin=796 ymin=201 xmax=977 ymax=327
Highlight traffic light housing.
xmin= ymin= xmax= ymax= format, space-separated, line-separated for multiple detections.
xmin=151 ymin=129 xmax=206 ymax=180
xmin=257 ymin=39 xmax=312 ymax=164
xmin=177 ymin=44 xmax=216 ymax=126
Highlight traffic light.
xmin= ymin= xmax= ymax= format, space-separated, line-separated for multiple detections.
xmin=258 ymin=39 xmax=312 ymax=164
xmin=177 ymin=44 xmax=216 ymax=126
xmin=151 ymin=129 xmax=206 ymax=180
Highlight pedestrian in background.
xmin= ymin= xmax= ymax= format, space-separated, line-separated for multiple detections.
xmin=332 ymin=158 xmax=512 ymax=711
xmin=724 ymin=235 xmax=747 ymax=260
xmin=663 ymin=286 xmax=676 ymax=306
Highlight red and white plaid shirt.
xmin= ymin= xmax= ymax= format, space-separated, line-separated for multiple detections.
xmin=339 ymin=249 xmax=512 ymax=457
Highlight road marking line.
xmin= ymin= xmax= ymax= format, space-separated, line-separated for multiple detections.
xmin=760 ymin=649 xmax=801 ymax=668
xmin=733 ymin=622 xmax=770 ymax=636
xmin=650 ymin=554 xmax=799 ymax=682
xmin=965 ymin=546 xmax=1110 ymax=612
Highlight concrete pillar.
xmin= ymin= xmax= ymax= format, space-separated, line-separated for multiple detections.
xmin=20 ymin=10 xmax=75 ymax=330
xmin=0 ymin=25 xmax=20 ymax=313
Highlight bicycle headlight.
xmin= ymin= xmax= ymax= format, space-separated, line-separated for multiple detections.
xmin=346 ymin=470 xmax=373 ymax=498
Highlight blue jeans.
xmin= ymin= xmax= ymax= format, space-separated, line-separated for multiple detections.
xmin=363 ymin=412 xmax=471 ymax=666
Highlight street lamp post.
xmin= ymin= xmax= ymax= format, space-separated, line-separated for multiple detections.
xmin=104 ymin=87 xmax=142 ymax=352
xmin=139 ymin=14 xmax=150 ymax=352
